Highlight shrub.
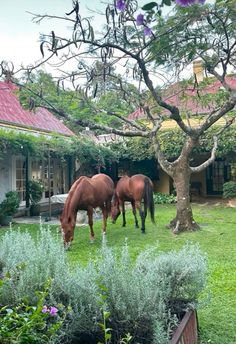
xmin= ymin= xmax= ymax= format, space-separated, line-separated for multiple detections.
xmin=28 ymin=180 xmax=44 ymax=205
xmin=0 ymin=191 xmax=20 ymax=217
xmin=0 ymin=280 xmax=66 ymax=344
xmin=223 ymin=181 xmax=236 ymax=199
xmin=0 ymin=224 xmax=207 ymax=344
xmin=153 ymin=192 xmax=177 ymax=204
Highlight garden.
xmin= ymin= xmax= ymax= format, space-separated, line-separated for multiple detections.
xmin=0 ymin=202 xmax=236 ymax=343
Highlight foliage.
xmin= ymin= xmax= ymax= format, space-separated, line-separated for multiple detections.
xmin=222 ymin=181 xmax=236 ymax=199
xmin=108 ymin=126 xmax=236 ymax=162
xmin=0 ymin=128 xmax=117 ymax=171
xmin=1 ymin=204 xmax=236 ymax=343
xmin=153 ymin=192 xmax=177 ymax=204
xmin=0 ymin=191 xmax=20 ymax=217
xmin=19 ymin=70 xmax=136 ymax=132
xmin=0 ymin=222 xmax=207 ymax=343
xmin=0 ymin=280 xmax=65 ymax=344
xmin=28 ymin=180 xmax=44 ymax=205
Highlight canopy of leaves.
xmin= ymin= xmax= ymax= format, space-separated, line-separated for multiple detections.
xmin=109 ymin=126 xmax=236 ymax=161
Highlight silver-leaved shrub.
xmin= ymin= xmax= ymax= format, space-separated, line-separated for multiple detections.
xmin=0 ymin=223 xmax=207 ymax=344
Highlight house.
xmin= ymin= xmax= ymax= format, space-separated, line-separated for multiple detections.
xmin=123 ymin=61 xmax=236 ymax=198
xmin=0 ymin=80 xmax=75 ymax=213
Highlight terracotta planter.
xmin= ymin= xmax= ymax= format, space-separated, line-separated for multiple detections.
xmin=170 ymin=310 xmax=198 ymax=344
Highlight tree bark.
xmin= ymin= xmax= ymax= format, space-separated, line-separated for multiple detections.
xmin=153 ymin=136 xmax=200 ymax=233
xmin=169 ymin=164 xmax=199 ymax=233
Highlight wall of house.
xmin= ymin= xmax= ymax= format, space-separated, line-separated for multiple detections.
xmin=0 ymin=152 xmax=71 ymax=207
xmin=153 ymin=170 xmax=170 ymax=194
xmin=190 ymin=171 xmax=206 ymax=196
xmin=0 ymin=155 xmax=12 ymax=202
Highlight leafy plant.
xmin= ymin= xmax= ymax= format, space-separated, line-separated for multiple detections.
xmin=0 ymin=191 xmax=20 ymax=217
xmin=0 ymin=223 xmax=207 ymax=343
xmin=28 ymin=180 xmax=44 ymax=205
xmin=153 ymin=192 xmax=177 ymax=204
xmin=223 ymin=181 xmax=236 ymax=199
xmin=0 ymin=279 xmax=65 ymax=344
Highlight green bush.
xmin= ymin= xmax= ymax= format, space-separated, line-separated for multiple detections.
xmin=153 ymin=192 xmax=177 ymax=204
xmin=0 ymin=280 xmax=65 ymax=344
xmin=223 ymin=181 xmax=236 ymax=199
xmin=28 ymin=180 xmax=44 ymax=205
xmin=0 ymin=191 xmax=20 ymax=217
xmin=0 ymin=224 xmax=207 ymax=344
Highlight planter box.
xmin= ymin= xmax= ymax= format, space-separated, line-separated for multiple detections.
xmin=170 ymin=311 xmax=198 ymax=344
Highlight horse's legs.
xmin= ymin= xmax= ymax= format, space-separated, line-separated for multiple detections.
xmin=101 ymin=206 xmax=109 ymax=235
xmin=87 ymin=207 xmax=95 ymax=241
xmin=136 ymin=201 xmax=147 ymax=233
xmin=121 ymin=201 xmax=126 ymax=227
xmin=131 ymin=200 xmax=139 ymax=228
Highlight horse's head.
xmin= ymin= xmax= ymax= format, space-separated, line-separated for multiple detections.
xmin=111 ymin=194 xmax=121 ymax=223
xmin=60 ymin=214 xmax=76 ymax=247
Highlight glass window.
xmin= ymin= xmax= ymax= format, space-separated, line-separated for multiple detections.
xmin=15 ymin=158 xmax=26 ymax=202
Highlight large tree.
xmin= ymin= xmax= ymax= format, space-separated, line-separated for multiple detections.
xmin=4 ymin=0 xmax=236 ymax=232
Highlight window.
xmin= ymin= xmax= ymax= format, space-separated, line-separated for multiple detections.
xmin=16 ymin=158 xmax=26 ymax=202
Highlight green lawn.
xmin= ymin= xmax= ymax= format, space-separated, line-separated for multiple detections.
xmin=1 ymin=203 xmax=236 ymax=344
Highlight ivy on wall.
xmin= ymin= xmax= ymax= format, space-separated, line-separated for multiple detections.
xmin=0 ymin=129 xmax=117 ymax=168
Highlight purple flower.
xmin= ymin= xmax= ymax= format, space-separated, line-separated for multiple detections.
xmin=50 ymin=306 xmax=58 ymax=316
xmin=144 ymin=27 xmax=152 ymax=37
xmin=175 ymin=0 xmax=206 ymax=6
xmin=116 ymin=0 xmax=126 ymax=11
xmin=136 ymin=14 xmax=144 ymax=26
xmin=42 ymin=305 xmax=49 ymax=313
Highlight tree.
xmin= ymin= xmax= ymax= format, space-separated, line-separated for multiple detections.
xmin=5 ymin=0 xmax=236 ymax=233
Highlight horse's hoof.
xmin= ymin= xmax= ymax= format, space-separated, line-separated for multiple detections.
xmin=141 ymin=230 xmax=146 ymax=234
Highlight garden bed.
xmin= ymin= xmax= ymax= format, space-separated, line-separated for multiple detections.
xmin=170 ymin=310 xmax=198 ymax=344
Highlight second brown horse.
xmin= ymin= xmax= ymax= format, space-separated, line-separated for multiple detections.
xmin=60 ymin=173 xmax=114 ymax=246
xmin=111 ymin=174 xmax=155 ymax=233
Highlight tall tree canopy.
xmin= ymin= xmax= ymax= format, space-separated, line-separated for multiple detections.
xmin=2 ymin=0 xmax=236 ymax=232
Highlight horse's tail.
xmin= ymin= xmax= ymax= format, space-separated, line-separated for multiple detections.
xmin=143 ymin=177 xmax=155 ymax=224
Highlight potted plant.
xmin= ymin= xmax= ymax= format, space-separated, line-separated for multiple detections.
xmin=0 ymin=191 xmax=20 ymax=226
xmin=223 ymin=181 xmax=236 ymax=207
xmin=28 ymin=180 xmax=44 ymax=216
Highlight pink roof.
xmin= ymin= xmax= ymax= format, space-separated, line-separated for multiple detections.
xmin=0 ymin=81 xmax=75 ymax=136
xmin=129 ymin=75 xmax=236 ymax=120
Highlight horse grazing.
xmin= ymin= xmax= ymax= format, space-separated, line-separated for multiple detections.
xmin=111 ymin=174 xmax=155 ymax=234
xmin=60 ymin=174 xmax=114 ymax=246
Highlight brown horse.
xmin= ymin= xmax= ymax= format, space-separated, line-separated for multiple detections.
xmin=111 ymin=174 xmax=155 ymax=233
xmin=60 ymin=174 xmax=114 ymax=246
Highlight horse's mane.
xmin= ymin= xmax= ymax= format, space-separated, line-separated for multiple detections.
xmin=63 ymin=176 xmax=88 ymax=216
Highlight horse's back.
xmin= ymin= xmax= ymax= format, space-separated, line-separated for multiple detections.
xmin=90 ymin=174 xmax=114 ymax=206
xmin=115 ymin=175 xmax=132 ymax=200
xmin=116 ymin=175 xmax=147 ymax=201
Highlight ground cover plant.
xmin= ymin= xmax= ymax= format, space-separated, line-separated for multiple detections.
xmin=0 ymin=203 xmax=236 ymax=343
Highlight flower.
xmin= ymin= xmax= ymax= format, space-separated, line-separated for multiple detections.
xmin=144 ymin=27 xmax=152 ymax=37
xmin=42 ymin=305 xmax=49 ymax=313
xmin=136 ymin=13 xmax=144 ymax=26
xmin=115 ymin=0 xmax=126 ymax=11
xmin=50 ymin=306 xmax=58 ymax=316
xmin=175 ymin=0 xmax=206 ymax=6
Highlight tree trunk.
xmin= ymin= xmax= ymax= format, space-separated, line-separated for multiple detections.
xmin=168 ymin=163 xmax=200 ymax=233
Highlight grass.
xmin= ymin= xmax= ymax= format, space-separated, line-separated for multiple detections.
xmin=1 ymin=203 xmax=236 ymax=344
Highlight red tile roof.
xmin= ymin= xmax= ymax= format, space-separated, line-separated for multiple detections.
xmin=0 ymin=81 xmax=75 ymax=136
xmin=128 ymin=75 xmax=236 ymax=120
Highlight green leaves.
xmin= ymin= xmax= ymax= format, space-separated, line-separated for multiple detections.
xmin=142 ymin=2 xmax=159 ymax=11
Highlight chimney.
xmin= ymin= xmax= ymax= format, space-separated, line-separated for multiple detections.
xmin=193 ymin=60 xmax=204 ymax=83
